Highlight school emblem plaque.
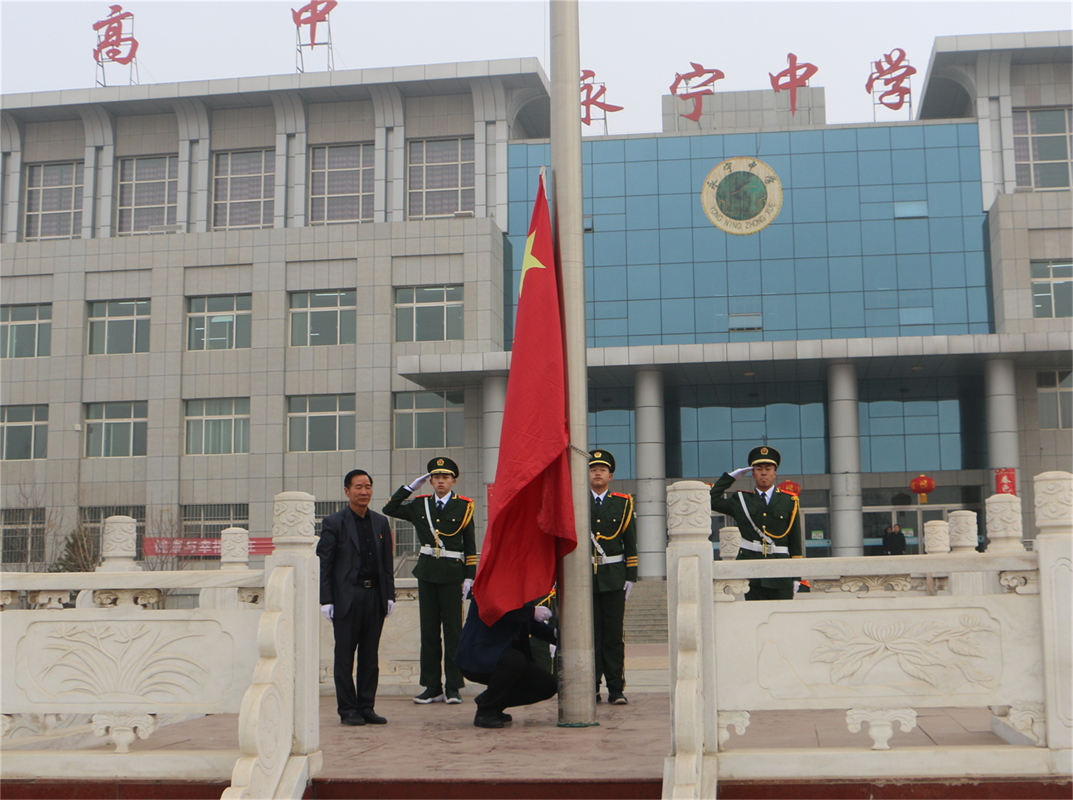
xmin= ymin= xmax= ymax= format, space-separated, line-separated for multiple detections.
xmin=701 ymin=156 xmax=783 ymax=235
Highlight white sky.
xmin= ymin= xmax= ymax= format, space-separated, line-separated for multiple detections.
xmin=2 ymin=0 xmax=1070 ymax=135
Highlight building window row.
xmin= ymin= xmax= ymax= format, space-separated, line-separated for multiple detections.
xmin=1014 ymin=108 xmax=1072 ymax=190
xmin=394 ymin=285 xmax=463 ymax=342
xmin=289 ymin=290 xmax=357 ymax=347
xmin=1031 ymin=259 xmax=1072 ymax=319
xmin=88 ymin=299 xmax=151 ymax=354
xmin=393 ymin=390 xmax=464 ymax=449
xmin=21 ymin=137 xmax=474 ymax=239
xmin=1 ymin=303 xmax=51 ymax=358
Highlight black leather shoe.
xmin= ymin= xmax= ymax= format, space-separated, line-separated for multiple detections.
xmin=474 ymin=710 xmax=505 ymax=729
xmin=608 ymin=691 xmax=629 ymax=705
xmin=340 ymin=714 xmax=365 ymax=726
xmin=497 ymin=711 xmax=513 ymax=722
xmin=360 ymin=708 xmax=387 ymax=724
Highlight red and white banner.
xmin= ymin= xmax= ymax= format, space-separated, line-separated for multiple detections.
xmin=142 ymin=537 xmax=275 ymax=557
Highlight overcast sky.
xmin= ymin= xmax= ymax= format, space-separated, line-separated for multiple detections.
xmin=2 ymin=0 xmax=1069 ymax=134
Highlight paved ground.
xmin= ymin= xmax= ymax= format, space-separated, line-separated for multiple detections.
xmin=131 ymin=642 xmax=1010 ymax=784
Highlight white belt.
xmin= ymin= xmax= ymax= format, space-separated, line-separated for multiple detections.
xmin=738 ymin=539 xmax=789 ymax=556
xmin=593 ymin=553 xmax=624 ymax=566
xmin=420 ymin=545 xmax=464 ymax=560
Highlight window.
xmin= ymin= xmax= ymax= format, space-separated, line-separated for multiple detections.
xmin=395 ymin=285 xmax=463 ymax=341
xmin=314 ymin=501 xmax=347 ymax=535
xmin=1031 ymin=260 xmax=1073 ymax=318
xmin=310 ymin=144 xmax=374 ymax=224
xmin=88 ymin=299 xmax=150 ymax=354
xmin=392 ymin=520 xmax=419 ymax=556
xmin=25 ymin=162 xmax=83 ymax=240
xmin=289 ymin=290 xmax=356 ymax=346
xmin=213 ymin=150 xmax=274 ymax=230
xmin=2 ymin=508 xmax=46 ymax=566
xmin=393 ymin=390 xmax=464 ymax=449
xmin=85 ymin=401 xmax=147 ymax=457
xmin=1013 ymin=109 xmax=1072 ymax=190
xmin=1 ymin=405 xmax=48 ymax=460
xmin=287 ymin=395 xmax=355 ymax=452
xmin=728 ymin=313 xmax=763 ymax=332
xmin=1 ymin=304 xmax=51 ymax=358
xmin=182 ymin=504 xmax=249 ymax=538
xmin=117 ymin=155 xmax=178 ymax=234
xmin=1038 ymin=370 xmax=1072 ymax=429
xmin=408 ymin=138 xmax=475 ymax=219
xmin=185 ymin=398 xmax=250 ymax=454
xmin=187 ymin=295 xmax=251 ymax=350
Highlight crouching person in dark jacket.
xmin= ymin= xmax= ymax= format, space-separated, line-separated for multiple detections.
xmin=455 ymin=597 xmax=557 ymax=728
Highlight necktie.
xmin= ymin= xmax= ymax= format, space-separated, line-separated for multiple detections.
xmin=436 ymin=500 xmax=445 ymax=513
xmin=595 ymin=496 xmax=602 ymax=509
xmin=763 ymin=491 xmax=770 ymax=506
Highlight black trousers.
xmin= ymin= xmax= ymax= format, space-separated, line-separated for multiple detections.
xmin=593 ymin=589 xmax=626 ymax=692
xmin=461 ymin=645 xmax=557 ymax=713
xmin=746 ymin=580 xmax=793 ymax=600
xmin=332 ymin=585 xmax=385 ymax=718
xmin=418 ymin=579 xmax=464 ymax=691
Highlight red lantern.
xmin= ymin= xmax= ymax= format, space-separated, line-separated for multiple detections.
xmin=777 ymin=480 xmax=801 ymax=497
xmin=910 ymin=474 xmax=935 ymax=504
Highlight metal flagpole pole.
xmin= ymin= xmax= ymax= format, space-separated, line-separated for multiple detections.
xmin=550 ymin=0 xmax=597 ymax=727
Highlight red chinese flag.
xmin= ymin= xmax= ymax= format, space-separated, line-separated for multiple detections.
xmin=473 ymin=172 xmax=576 ymax=625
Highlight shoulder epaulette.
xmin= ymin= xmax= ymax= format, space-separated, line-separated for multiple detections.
xmin=457 ymin=495 xmax=474 ymax=503
xmin=610 ymin=492 xmax=631 ymax=499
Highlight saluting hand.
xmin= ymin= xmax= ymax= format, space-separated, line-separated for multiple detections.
xmin=407 ymin=472 xmax=432 ymax=492
xmin=729 ymin=466 xmax=753 ymax=480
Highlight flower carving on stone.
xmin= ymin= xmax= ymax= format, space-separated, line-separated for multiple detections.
xmin=92 ymin=712 xmax=156 ymax=753
xmin=810 ymin=616 xmax=996 ymax=689
xmin=829 ymin=575 xmax=920 ymax=594
xmin=39 ymin=622 xmax=206 ymax=701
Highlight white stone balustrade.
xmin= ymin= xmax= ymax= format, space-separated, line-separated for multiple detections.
xmin=663 ymin=474 xmax=1073 ymax=796
xmin=0 ymin=492 xmax=322 ymax=798
xmin=986 ymin=493 xmax=1026 ymax=553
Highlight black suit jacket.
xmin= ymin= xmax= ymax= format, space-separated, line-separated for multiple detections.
xmin=455 ymin=598 xmax=556 ymax=675
xmin=316 ymin=506 xmax=396 ymax=618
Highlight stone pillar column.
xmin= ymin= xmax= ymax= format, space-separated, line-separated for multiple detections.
xmin=635 ymin=368 xmax=667 ymax=579
xmin=1033 ymin=471 xmax=1072 ymax=753
xmin=986 ymin=358 xmax=1020 ymax=499
xmin=828 ymin=363 xmax=863 ymax=556
xmin=482 ymin=375 xmax=507 ymax=550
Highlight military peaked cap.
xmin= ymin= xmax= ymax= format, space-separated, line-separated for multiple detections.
xmin=748 ymin=445 xmax=781 ymax=469
xmin=427 ymin=456 xmax=460 ymax=477
xmin=589 ymin=449 xmax=616 ymax=473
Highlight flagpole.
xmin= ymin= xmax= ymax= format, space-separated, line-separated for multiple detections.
xmin=550 ymin=0 xmax=597 ymax=726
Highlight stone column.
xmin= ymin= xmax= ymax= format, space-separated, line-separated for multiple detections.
xmin=828 ymin=363 xmax=863 ymax=556
xmin=986 ymin=358 xmax=1020 ymax=477
xmin=1033 ymin=472 xmax=1072 ymax=754
xmin=635 ymin=368 xmax=667 ymax=579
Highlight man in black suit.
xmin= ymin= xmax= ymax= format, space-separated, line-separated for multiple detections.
xmin=455 ymin=597 xmax=557 ymax=728
xmin=709 ymin=445 xmax=802 ymax=600
xmin=317 ymin=469 xmax=396 ymax=725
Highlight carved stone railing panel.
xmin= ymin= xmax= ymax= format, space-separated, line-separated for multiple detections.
xmin=999 ymin=571 xmax=1039 ymax=594
xmin=1 ymin=590 xmax=18 ymax=610
xmin=811 ymin=575 xmax=923 ymax=595
xmin=714 ymin=579 xmax=749 ymax=602
xmin=846 ymin=708 xmax=917 ymax=750
xmin=1007 ymin=703 xmax=1047 ymax=747
xmin=717 ymin=710 xmax=749 ymax=749
xmin=27 ymin=590 xmax=70 ymax=610
xmin=986 ymin=493 xmax=1025 ymax=553
xmin=1 ymin=712 xmax=92 ymax=740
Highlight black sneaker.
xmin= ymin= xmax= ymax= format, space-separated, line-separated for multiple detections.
xmin=413 ymin=687 xmax=445 ymax=704
xmin=474 ymin=709 xmax=505 ymax=729
xmin=608 ymin=691 xmax=629 ymax=705
xmin=445 ymin=688 xmax=462 ymax=704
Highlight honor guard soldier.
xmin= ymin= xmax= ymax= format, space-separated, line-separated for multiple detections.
xmin=709 ymin=446 xmax=802 ymax=600
xmin=589 ymin=449 xmax=638 ymax=705
xmin=383 ymin=456 xmax=477 ymax=704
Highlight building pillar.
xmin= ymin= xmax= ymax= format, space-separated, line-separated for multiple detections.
xmin=634 ymin=368 xmax=667 ymax=579
xmin=828 ymin=363 xmax=863 ymax=556
xmin=481 ymin=375 xmax=507 ymax=549
xmin=986 ymin=358 xmax=1020 ymax=475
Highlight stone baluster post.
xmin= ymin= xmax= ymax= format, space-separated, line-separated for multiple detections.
xmin=200 ymin=528 xmax=252 ymax=609
xmin=718 ymin=526 xmax=740 ymax=561
xmin=985 ymin=493 xmax=1026 ymax=553
xmin=267 ymin=492 xmax=321 ymax=770
xmin=96 ymin=515 xmax=141 ymax=572
xmin=1033 ymin=472 xmax=1072 ymax=755
xmin=923 ymin=520 xmax=950 ymax=555
xmin=947 ymin=510 xmax=988 ymax=594
xmin=664 ymin=481 xmax=718 ymax=797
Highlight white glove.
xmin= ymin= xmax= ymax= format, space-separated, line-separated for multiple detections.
xmin=320 ymin=604 xmax=334 ymax=621
xmin=533 ymin=606 xmax=553 ymax=622
xmin=386 ymin=600 xmax=395 ymax=617
xmin=462 ymin=578 xmax=473 ymax=600
xmin=729 ymin=466 xmax=753 ymax=480
xmin=624 ymin=580 xmax=634 ymax=602
xmin=793 ymin=580 xmax=801 ymax=595
xmin=406 ymin=472 xmax=431 ymax=492
xmin=549 ymin=644 xmax=557 ymax=658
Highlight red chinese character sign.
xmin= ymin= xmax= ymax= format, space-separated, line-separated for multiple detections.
xmin=866 ymin=48 xmax=916 ymax=114
xmin=580 ymin=70 xmax=623 ymax=130
xmin=769 ymin=53 xmax=817 ymax=116
xmin=292 ymin=0 xmax=337 ymax=72
xmin=670 ymin=62 xmax=725 ymax=122
xmin=994 ymin=468 xmax=1017 ymax=496
xmin=92 ymin=5 xmax=139 ymax=87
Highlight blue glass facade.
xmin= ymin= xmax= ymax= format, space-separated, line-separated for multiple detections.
xmin=507 ymin=122 xmax=989 ymax=348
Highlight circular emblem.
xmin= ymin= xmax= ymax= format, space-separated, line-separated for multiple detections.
xmin=594 ymin=452 xmax=602 ymax=459
xmin=760 ymin=447 xmax=769 ymax=455
xmin=701 ymin=157 xmax=783 ymax=235
xmin=436 ymin=459 xmax=444 ymax=466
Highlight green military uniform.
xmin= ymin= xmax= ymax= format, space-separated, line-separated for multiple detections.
xmin=382 ymin=457 xmax=477 ymax=696
xmin=589 ymin=450 xmax=638 ymax=701
xmin=709 ymin=445 xmax=802 ymax=601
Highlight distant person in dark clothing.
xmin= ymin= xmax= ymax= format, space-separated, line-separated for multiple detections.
xmin=883 ymin=524 xmax=907 ymax=555
xmin=455 ymin=597 xmax=558 ymax=728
